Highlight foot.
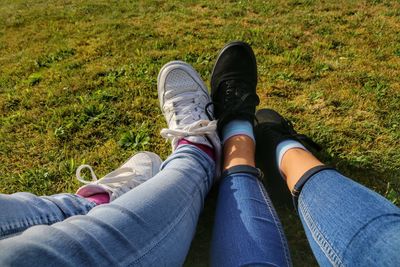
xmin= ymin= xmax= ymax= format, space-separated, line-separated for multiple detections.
xmin=158 ymin=61 xmax=221 ymax=175
xmin=211 ymin=41 xmax=260 ymax=134
xmin=254 ymin=109 xmax=321 ymax=202
xmin=76 ymin=152 xmax=162 ymax=201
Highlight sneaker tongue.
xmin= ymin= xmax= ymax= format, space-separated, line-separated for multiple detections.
xmin=221 ymin=80 xmax=251 ymax=96
xmin=180 ymin=108 xmax=202 ymax=125
xmin=216 ymin=80 xmax=258 ymax=114
xmin=165 ymin=91 xmax=209 ymax=127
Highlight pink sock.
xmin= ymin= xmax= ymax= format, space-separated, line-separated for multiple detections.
xmin=178 ymin=139 xmax=215 ymax=161
xmin=85 ymin=193 xmax=110 ymax=205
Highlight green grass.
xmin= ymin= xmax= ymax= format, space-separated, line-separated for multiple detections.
xmin=1 ymin=0 xmax=399 ymax=265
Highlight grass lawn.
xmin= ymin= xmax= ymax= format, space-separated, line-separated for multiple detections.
xmin=1 ymin=0 xmax=399 ymax=265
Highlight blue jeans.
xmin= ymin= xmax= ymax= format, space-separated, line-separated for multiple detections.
xmin=211 ymin=169 xmax=400 ymax=267
xmin=0 ymin=145 xmax=214 ymax=266
xmin=1 ymin=146 xmax=399 ymax=266
xmin=299 ymin=170 xmax=400 ymax=266
xmin=211 ymin=173 xmax=292 ymax=266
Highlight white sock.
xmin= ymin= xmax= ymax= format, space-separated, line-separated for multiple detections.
xmin=276 ymin=140 xmax=308 ymax=178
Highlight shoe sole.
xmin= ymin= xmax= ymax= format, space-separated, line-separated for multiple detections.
xmin=157 ymin=60 xmax=210 ymax=109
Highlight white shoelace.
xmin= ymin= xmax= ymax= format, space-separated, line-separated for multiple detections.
xmin=76 ymin=165 xmax=146 ymax=199
xmin=163 ymin=92 xmax=207 ymax=124
xmin=161 ymin=119 xmax=217 ymax=140
xmin=161 ymin=92 xmax=217 ymax=142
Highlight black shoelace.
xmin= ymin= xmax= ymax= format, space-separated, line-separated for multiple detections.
xmin=206 ymin=80 xmax=259 ymax=124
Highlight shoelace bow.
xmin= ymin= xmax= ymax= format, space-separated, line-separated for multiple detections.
xmin=161 ymin=120 xmax=217 ymax=140
xmin=76 ymin=165 xmax=146 ymax=198
xmin=161 ymin=92 xmax=217 ymax=142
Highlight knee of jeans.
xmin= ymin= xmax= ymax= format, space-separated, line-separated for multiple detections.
xmin=343 ymin=214 xmax=400 ymax=266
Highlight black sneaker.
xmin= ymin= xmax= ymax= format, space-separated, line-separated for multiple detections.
xmin=210 ymin=41 xmax=260 ymax=134
xmin=254 ymin=109 xmax=321 ymax=205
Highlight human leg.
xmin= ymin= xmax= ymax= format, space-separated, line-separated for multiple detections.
xmin=212 ymin=174 xmax=292 ymax=267
xmin=210 ymin=42 xmax=292 ymax=267
xmin=0 ymin=192 xmax=95 ymax=239
xmin=0 ymin=60 xmax=220 ymax=266
xmin=0 ymin=146 xmax=215 ymax=266
xmin=255 ymin=108 xmax=400 ymax=266
xmin=298 ymin=168 xmax=400 ymax=266
xmin=0 ymin=152 xmax=162 ymax=240
xmin=211 ymin=149 xmax=291 ymax=266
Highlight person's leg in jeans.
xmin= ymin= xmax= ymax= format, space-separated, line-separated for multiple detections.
xmin=0 ymin=61 xmax=221 ymax=266
xmin=210 ymin=42 xmax=292 ymax=266
xmin=0 ymin=193 xmax=95 ymax=239
xmin=255 ymin=108 xmax=400 ymax=266
xmin=0 ymin=152 xmax=162 ymax=240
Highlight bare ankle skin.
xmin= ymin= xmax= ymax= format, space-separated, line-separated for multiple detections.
xmin=280 ymin=148 xmax=324 ymax=191
xmin=223 ymin=135 xmax=255 ymax=171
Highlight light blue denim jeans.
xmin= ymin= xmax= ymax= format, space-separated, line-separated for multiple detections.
xmin=0 ymin=145 xmax=214 ymax=266
xmin=1 ymin=145 xmax=399 ymax=266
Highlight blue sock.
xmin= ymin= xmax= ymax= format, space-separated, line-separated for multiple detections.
xmin=222 ymin=120 xmax=255 ymax=144
xmin=276 ymin=140 xmax=307 ymax=179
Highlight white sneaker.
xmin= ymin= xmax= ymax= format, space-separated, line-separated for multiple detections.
xmin=158 ymin=61 xmax=221 ymax=176
xmin=76 ymin=152 xmax=162 ymax=201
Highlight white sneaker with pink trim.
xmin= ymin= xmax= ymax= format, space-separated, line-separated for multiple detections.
xmin=76 ymin=152 xmax=162 ymax=201
xmin=158 ymin=61 xmax=221 ymax=177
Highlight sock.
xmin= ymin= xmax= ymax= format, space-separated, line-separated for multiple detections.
xmin=222 ymin=120 xmax=255 ymax=144
xmin=177 ymin=139 xmax=215 ymax=161
xmin=276 ymin=140 xmax=308 ymax=177
xmin=84 ymin=193 xmax=110 ymax=205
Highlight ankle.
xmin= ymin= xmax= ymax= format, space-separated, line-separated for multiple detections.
xmin=223 ymin=135 xmax=255 ymax=171
xmin=280 ymin=148 xmax=324 ymax=191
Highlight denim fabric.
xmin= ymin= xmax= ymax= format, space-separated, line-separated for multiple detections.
xmin=299 ymin=169 xmax=400 ymax=266
xmin=0 ymin=192 xmax=95 ymax=238
xmin=0 ymin=145 xmax=215 ymax=266
xmin=211 ymin=173 xmax=292 ymax=267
